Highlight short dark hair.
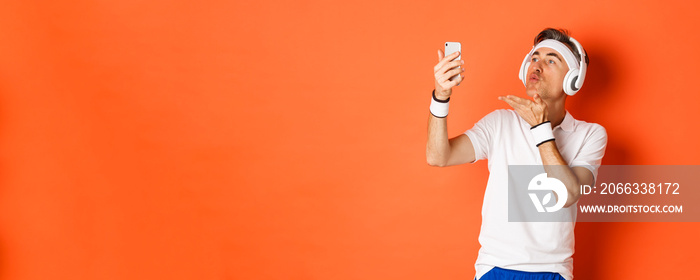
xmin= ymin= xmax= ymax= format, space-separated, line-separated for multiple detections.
xmin=534 ymin=28 xmax=587 ymax=65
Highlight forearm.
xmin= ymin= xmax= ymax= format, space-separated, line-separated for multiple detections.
xmin=538 ymin=141 xmax=581 ymax=207
xmin=426 ymin=113 xmax=450 ymax=166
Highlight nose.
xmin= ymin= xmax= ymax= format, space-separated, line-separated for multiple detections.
xmin=531 ymin=60 xmax=543 ymax=73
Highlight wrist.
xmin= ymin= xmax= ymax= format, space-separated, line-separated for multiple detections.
xmin=434 ymin=89 xmax=451 ymax=101
xmin=430 ymin=90 xmax=450 ymax=118
xmin=530 ymin=121 xmax=555 ymax=147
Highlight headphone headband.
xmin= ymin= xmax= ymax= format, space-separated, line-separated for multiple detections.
xmin=533 ymin=40 xmax=579 ymax=71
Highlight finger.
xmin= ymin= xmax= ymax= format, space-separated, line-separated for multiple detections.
xmin=505 ymin=98 xmax=530 ymax=114
xmin=446 ymin=51 xmax=460 ymax=61
xmin=451 ymin=74 xmax=464 ymax=86
xmin=434 ymin=50 xmax=446 ymax=72
xmin=434 ymin=52 xmax=462 ymax=73
xmin=506 ymin=95 xmax=531 ymax=106
xmin=436 ymin=65 xmax=462 ymax=81
xmin=440 ymin=67 xmax=465 ymax=82
xmin=436 ymin=60 xmax=464 ymax=75
xmin=438 ymin=72 xmax=463 ymax=87
xmin=443 ymin=78 xmax=461 ymax=89
xmin=435 ymin=59 xmax=463 ymax=74
xmin=499 ymin=96 xmax=519 ymax=109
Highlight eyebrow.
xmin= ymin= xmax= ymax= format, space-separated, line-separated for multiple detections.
xmin=532 ymin=51 xmax=563 ymax=61
xmin=533 ymin=51 xmax=562 ymax=62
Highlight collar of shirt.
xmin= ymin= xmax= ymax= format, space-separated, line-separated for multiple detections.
xmin=554 ymin=111 xmax=574 ymax=132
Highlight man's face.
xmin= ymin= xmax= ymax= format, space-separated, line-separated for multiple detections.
xmin=525 ymin=47 xmax=570 ymax=99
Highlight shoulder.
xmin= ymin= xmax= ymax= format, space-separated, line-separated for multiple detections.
xmin=572 ymin=118 xmax=606 ymax=132
xmin=473 ymin=109 xmax=525 ymax=131
xmin=492 ymin=109 xmax=517 ymax=117
xmin=571 ymin=117 xmax=608 ymax=140
xmin=482 ymin=109 xmax=519 ymax=121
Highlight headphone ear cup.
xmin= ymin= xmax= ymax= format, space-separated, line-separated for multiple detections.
xmin=520 ymin=61 xmax=530 ymax=86
xmin=519 ymin=48 xmax=534 ymax=87
xmin=563 ymin=69 xmax=580 ymax=96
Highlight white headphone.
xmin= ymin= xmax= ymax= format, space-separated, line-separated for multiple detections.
xmin=518 ymin=37 xmax=588 ymax=96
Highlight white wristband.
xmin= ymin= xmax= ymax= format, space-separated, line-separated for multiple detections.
xmin=430 ymin=90 xmax=449 ymax=118
xmin=530 ymin=121 xmax=555 ymax=147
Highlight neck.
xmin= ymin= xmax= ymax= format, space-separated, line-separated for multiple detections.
xmin=546 ymin=98 xmax=567 ymax=127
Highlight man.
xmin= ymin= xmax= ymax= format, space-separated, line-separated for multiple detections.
xmin=425 ymin=28 xmax=607 ymax=280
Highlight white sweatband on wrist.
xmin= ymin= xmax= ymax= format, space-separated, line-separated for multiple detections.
xmin=430 ymin=90 xmax=449 ymax=118
xmin=530 ymin=121 xmax=555 ymax=147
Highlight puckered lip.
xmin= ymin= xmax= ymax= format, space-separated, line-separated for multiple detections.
xmin=529 ymin=73 xmax=540 ymax=82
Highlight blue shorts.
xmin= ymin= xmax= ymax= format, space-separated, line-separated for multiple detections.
xmin=478 ymin=267 xmax=566 ymax=280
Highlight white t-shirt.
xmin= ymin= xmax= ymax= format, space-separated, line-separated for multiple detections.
xmin=465 ymin=109 xmax=607 ymax=280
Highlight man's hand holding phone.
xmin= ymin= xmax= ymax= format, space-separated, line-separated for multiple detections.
xmin=433 ymin=46 xmax=464 ymax=101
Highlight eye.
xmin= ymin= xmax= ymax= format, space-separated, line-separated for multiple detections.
xmin=548 ymin=59 xmax=555 ymax=64
xmin=532 ymin=57 xmax=539 ymax=62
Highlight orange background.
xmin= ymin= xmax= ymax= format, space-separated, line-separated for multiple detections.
xmin=1 ymin=0 xmax=699 ymax=279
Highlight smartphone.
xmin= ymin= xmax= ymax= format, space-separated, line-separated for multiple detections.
xmin=444 ymin=42 xmax=462 ymax=81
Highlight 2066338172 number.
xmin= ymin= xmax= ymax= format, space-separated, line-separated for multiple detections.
xmin=599 ymin=183 xmax=680 ymax=195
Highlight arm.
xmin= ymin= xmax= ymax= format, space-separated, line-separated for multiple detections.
xmin=500 ymin=94 xmax=591 ymax=207
xmin=426 ymin=128 xmax=475 ymax=167
xmin=538 ymin=141 xmax=594 ymax=208
xmin=426 ymin=50 xmax=475 ymax=167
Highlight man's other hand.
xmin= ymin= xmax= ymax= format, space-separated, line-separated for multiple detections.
xmin=498 ymin=94 xmax=548 ymax=126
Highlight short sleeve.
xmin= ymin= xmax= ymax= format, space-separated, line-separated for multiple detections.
xmin=570 ymin=124 xmax=608 ymax=180
xmin=464 ymin=110 xmax=502 ymax=163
